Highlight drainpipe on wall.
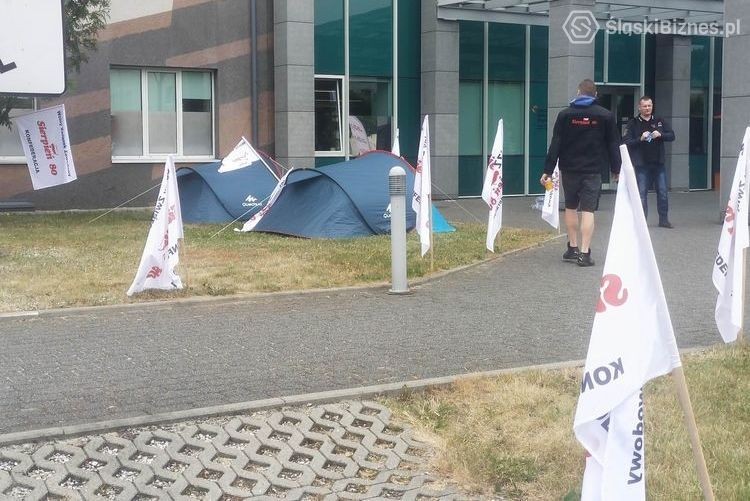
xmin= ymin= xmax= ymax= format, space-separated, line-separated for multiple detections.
xmin=251 ymin=0 xmax=259 ymax=147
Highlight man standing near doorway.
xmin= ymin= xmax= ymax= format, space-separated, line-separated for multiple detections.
xmin=623 ymin=96 xmax=676 ymax=228
xmin=541 ymin=79 xmax=621 ymax=267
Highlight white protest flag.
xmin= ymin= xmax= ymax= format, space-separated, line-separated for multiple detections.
xmin=574 ymin=145 xmax=682 ymax=501
xmin=349 ymin=116 xmax=372 ymax=156
xmin=541 ymin=164 xmax=560 ymax=229
xmin=218 ymin=136 xmax=262 ymax=173
xmin=713 ymin=126 xmax=750 ymax=343
xmin=482 ymin=119 xmax=504 ymax=252
xmin=127 ymin=156 xmax=184 ymax=296
xmin=412 ymin=115 xmax=432 ymax=256
xmin=14 ymin=104 xmax=77 ymax=190
xmin=392 ymin=128 xmax=401 ymax=157
xmin=238 ymin=169 xmax=291 ymax=232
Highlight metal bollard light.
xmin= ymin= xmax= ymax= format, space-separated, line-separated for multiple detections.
xmin=388 ymin=166 xmax=409 ymax=294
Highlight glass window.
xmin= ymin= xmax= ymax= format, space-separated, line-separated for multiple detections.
xmin=349 ymin=0 xmax=392 ymax=77
xmin=608 ymin=33 xmax=641 ymax=83
xmin=0 ymin=98 xmax=34 ymax=160
xmin=349 ymin=78 xmax=392 ymax=151
xmin=110 ymin=68 xmax=143 ymax=157
xmin=459 ymin=21 xmax=484 ymax=81
xmin=315 ymin=78 xmax=343 ymax=153
xmin=459 ymin=81 xmax=482 ymax=156
xmin=488 ymin=23 xmax=525 ymax=81
xmin=487 ymin=82 xmax=524 ymax=156
xmin=148 ymin=72 xmax=177 ymax=154
xmin=594 ymin=31 xmax=604 ymax=82
xmin=315 ymin=0 xmax=345 ymax=75
xmin=109 ymin=67 xmax=214 ymax=159
xmin=182 ymin=71 xmax=213 ymax=155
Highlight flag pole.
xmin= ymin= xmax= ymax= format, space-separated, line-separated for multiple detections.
xmin=739 ymin=247 xmax=747 ymax=343
xmin=180 ymin=236 xmax=189 ymax=290
xmin=670 ymin=366 xmax=715 ymax=501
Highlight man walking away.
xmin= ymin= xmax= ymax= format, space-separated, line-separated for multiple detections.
xmin=541 ymin=79 xmax=621 ymax=267
xmin=623 ymin=96 xmax=676 ymax=228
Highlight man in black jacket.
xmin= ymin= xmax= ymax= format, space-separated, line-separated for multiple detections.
xmin=541 ymin=79 xmax=621 ymax=267
xmin=622 ymin=96 xmax=676 ymax=228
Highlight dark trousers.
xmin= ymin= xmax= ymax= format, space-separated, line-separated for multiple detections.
xmin=634 ymin=163 xmax=668 ymax=222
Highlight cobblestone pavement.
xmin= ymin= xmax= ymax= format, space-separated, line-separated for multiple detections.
xmin=0 ymin=401 xmax=470 ymax=500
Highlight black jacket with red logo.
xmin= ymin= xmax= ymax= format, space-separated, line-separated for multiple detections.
xmin=544 ymin=97 xmax=621 ymax=176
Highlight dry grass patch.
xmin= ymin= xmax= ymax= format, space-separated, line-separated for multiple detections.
xmin=384 ymin=345 xmax=750 ymax=500
xmin=0 ymin=210 xmax=551 ymax=312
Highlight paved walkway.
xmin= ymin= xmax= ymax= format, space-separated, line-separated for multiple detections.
xmin=0 ymin=190 xmax=736 ymax=499
xmin=0 ymin=401 xmax=464 ymax=500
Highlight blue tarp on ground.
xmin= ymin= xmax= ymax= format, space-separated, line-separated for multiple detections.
xmin=176 ymin=154 xmax=281 ymax=223
xmin=252 ymin=151 xmax=455 ymax=238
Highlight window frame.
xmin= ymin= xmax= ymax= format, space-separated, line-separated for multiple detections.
xmin=110 ymin=67 xmax=216 ymax=163
xmin=314 ymin=74 xmax=345 ymax=157
xmin=0 ymin=98 xmax=37 ymax=164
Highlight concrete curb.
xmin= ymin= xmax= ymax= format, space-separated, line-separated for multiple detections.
xmin=0 ymin=358 xmax=582 ymax=446
xmin=0 ymin=344 xmax=713 ymax=447
xmin=0 ymin=233 xmax=564 ymax=320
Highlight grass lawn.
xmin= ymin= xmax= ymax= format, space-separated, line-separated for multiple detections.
xmin=0 ymin=210 xmax=553 ymax=312
xmin=385 ymin=345 xmax=750 ymax=500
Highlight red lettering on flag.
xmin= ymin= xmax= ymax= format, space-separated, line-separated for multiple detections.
xmin=725 ymin=205 xmax=736 ymax=236
xmin=596 ymin=274 xmax=628 ymax=313
xmin=146 ymin=266 xmax=162 ymax=279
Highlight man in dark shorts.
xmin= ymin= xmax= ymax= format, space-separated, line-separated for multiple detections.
xmin=540 ymin=79 xmax=621 ymax=267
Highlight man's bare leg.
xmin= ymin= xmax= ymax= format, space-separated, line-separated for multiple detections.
xmin=580 ymin=211 xmax=595 ymax=253
xmin=565 ymin=209 xmax=579 ymax=247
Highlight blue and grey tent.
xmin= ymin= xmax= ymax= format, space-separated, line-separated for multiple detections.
xmin=251 ymin=151 xmax=454 ymax=238
xmin=176 ymin=153 xmax=282 ymax=223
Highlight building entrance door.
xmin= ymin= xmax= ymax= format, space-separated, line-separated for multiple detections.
xmin=598 ymin=86 xmax=638 ymax=187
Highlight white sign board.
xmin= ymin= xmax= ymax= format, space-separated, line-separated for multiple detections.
xmin=0 ymin=0 xmax=66 ymax=95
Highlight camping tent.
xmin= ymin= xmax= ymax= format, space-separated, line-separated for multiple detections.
xmin=176 ymin=153 xmax=282 ymax=223
xmin=252 ymin=151 xmax=454 ymax=238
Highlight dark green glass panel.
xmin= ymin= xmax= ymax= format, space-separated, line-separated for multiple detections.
xmin=398 ymin=0 xmax=421 ymax=79
xmin=314 ymin=0 xmax=344 ymax=75
xmin=714 ymin=38 xmax=722 ymax=88
xmin=530 ymin=26 xmax=548 ymax=82
xmin=458 ymin=154 xmax=523 ymax=196
xmin=594 ymin=31 xmax=604 ymax=82
xmin=488 ymin=23 xmax=525 ymax=81
xmin=529 ymin=82 xmax=548 ymax=154
xmin=503 ymin=155 xmax=524 ymax=195
xmin=689 ymin=154 xmax=708 ymax=190
xmin=315 ymin=156 xmax=344 ymax=168
xmin=458 ymin=155 xmax=483 ymax=196
xmin=459 ymin=80 xmax=482 ymax=156
xmin=607 ymin=33 xmax=640 ymax=83
xmin=644 ymin=35 xmax=656 ymax=98
xmin=691 ymin=36 xmax=711 ymax=88
xmin=397 ymin=76 xmax=420 ymax=166
xmin=459 ymin=21 xmax=484 ymax=80
xmin=528 ymin=155 xmax=546 ymax=195
xmin=487 ymin=82 xmax=524 ymax=156
xmin=529 ymin=26 xmax=549 ymax=194
xmin=712 ymin=39 xmax=722 ymax=180
xmin=689 ymin=89 xmax=708 ymax=189
xmin=350 ymin=0 xmax=392 ymax=77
